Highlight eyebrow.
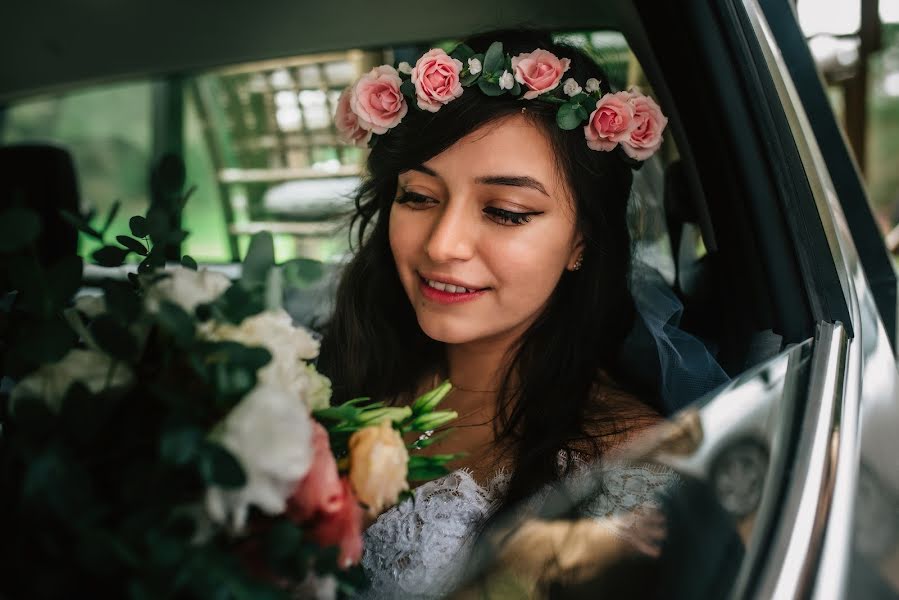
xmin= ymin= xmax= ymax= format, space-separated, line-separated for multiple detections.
xmin=409 ymin=165 xmax=549 ymax=197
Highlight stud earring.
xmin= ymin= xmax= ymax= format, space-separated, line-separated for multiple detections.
xmin=572 ymin=254 xmax=583 ymax=271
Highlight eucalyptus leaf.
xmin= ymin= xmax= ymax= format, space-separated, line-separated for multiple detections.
xmin=400 ymin=79 xmax=416 ymax=99
xmin=116 ymin=235 xmax=149 ymax=256
xmin=199 ymin=443 xmax=246 ymax=488
xmin=92 ymin=245 xmax=129 ymax=267
xmin=103 ymin=280 xmax=141 ymax=322
xmin=281 ymin=258 xmax=324 ymax=288
xmin=510 ymin=81 xmax=521 ymax=96
xmin=575 ymin=104 xmax=590 ymax=120
xmin=156 ymin=300 xmax=195 ymax=345
xmin=160 ymin=426 xmax=204 ymax=465
xmin=241 ymin=231 xmax=275 ymax=287
xmin=450 ymin=43 xmax=475 ymax=62
xmin=47 ymin=255 xmax=83 ymax=309
xmin=0 ymin=207 xmax=42 ymax=253
xmin=129 ymin=215 xmax=148 ymax=238
xmin=181 ymin=255 xmax=198 ymax=270
xmin=477 ymin=79 xmax=503 ymax=97
xmin=90 ymin=314 xmax=139 ymax=360
xmin=60 ymin=209 xmax=103 ymax=240
xmin=460 ymin=71 xmax=480 ymax=87
xmin=483 ymin=41 xmax=504 ymax=74
xmin=14 ymin=315 xmax=77 ymax=364
xmin=570 ymin=92 xmax=592 ymax=105
xmin=556 ymin=103 xmax=584 ymax=130
xmin=102 ymin=200 xmax=121 ymax=235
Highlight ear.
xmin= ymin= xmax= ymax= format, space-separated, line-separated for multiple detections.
xmin=566 ymin=233 xmax=585 ymax=271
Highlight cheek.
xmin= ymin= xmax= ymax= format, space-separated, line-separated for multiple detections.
xmin=388 ymin=207 xmax=424 ymax=272
xmin=485 ymin=227 xmax=572 ymax=301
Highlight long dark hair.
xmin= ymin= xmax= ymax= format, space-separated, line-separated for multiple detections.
xmin=319 ymin=30 xmax=657 ymax=507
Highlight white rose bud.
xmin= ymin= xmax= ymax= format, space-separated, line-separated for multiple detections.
xmin=200 ymin=309 xmax=325 ymax=411
xmin=397 ymin=61 xmax=413 ymax=75
xmin=499 ymin=70 xmax=514 ymax=91
xmin=144 ymin=266 xmax=231 ymax=315
xmin=205 ymin=384 xmax=314 ymax=531
xmin=467 ymin=57 xmax=482 ymax=75
xmin=563 ymin=78 xmax=583 ymax=97
xmin=585 ymin=78 xmax=601 ymax=93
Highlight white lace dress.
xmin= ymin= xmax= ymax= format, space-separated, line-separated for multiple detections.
xmin=357 ymin=463 xmax=677 ymax=599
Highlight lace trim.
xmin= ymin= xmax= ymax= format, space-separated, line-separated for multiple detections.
xmin=358 ymin=458 xmax=677 ymax=599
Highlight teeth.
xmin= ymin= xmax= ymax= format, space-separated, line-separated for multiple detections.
xmin=426 ymin=279 xmax=473 ymax=294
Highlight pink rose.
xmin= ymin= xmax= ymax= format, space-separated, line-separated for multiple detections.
xmin=349 ymin=65 xmax=408 ymax=134
xmin=335 ymin=86 xmax=372 ymax=147
xmin=583 ymin=91 xmax=637 ymax=152
xmin=511 ymin=49 xmax=571 ymax=99
xmin=621 ymin=93 xmax=668 ymax=161
xmin=287 ymin=422 xmax=343 ymax=522
xmin=310 ymin=478 xmax=364 ymax=569
xmin=411 ymin=48 xmax=464 ymax=112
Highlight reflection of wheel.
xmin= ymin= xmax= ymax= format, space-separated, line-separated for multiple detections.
xmin=710 ymin=439 xmax=769 ymax=518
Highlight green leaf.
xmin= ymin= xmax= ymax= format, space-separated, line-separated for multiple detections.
xmin=281 ymin=258 xmax=324 ymax=288
xmin=103 ymin=281 xmax=141 ymax=322
xmin=510 ymin=81 xmax=521 ymax=96
xmin=116 ymin=235 xmax=149 ymax=256
xmin=90 ymin=314 xmax=139 ymax=360
xmin=156 ymin=300 xmax=195 ymax=345
xmin=101 ymin=200 xmax=121 ymax=235
xmin=199 ymin=443 xmax=246 ymax=488
xmin=477 ymin=78 xmax=504 ymax=97
xmin=60 ymin=209 xmax=103 ymax=240
xmin=129 ymin=215 xmax=148 ymax=238
xmin=92 ymin=245 xmax=129 ymax=267
xmin=556 ymin=103 xmax=584 ymax=130
xmin=575 ymin=104 xmax=590 ymax=121
xmin=241 ymin=231 xmax=275 ymax=287
xmin=483 ymin=41 xmax=504 ymax=74
xmin=14 ymin=315 xmax=77 ymax=364
xmin=211 ymin=282 xmax=266 ymax=325
xmin=265 ymin=521 xmax=303 ymax=562
xmin=571 ymin=92 xmax=592 ymax=105
xmin=400 ymin=79 xmax=416 ymax=99
xmin=47 ymin=255 xmax=83 ymax=309
xmin=412 ymin=380 xmax=453 ymax=414
xmin=160 ymin=426 xmax=204 ymax=465
xmin=460 ymin=71 xmax=480 ymax=86
xmin=0 ymin=207 xmax=42 ymax=253
xmin=450 ymin=43 xmax=475 ymax=62
xmin=181 ymin=255 xmax=198 ymax=270
xmin=407 ymin=464 xmax=451 ymax=481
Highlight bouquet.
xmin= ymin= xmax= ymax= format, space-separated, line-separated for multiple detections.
xmin=0 ymin=156 xmax=458 ymax=598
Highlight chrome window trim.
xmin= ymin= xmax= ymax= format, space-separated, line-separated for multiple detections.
xmin=739 ymin=2 xmax=880 ymax=598
xmin=752 ymin=322 xmax=848 ymax=599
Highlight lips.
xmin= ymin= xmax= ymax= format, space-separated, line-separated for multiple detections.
xmin=417 ymin=273 xmax=489 ymax=304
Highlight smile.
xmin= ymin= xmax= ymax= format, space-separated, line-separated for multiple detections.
xmin=417 ymin=274 xmax=488 ymax=304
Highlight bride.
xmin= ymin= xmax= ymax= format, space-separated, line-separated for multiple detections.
xmin=319 ymin=29 xmax=675 ymax=598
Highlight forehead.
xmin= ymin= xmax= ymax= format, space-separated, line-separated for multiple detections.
xmin=420 ymin=114 xmax=564 ymax=189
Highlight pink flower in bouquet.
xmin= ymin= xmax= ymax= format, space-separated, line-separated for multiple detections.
xmin=584 ymin=91 xmax=636 ymax=152
xmin=349 ymin=65 xmax=408 ymax=134
xmin=335 ymin=86 xmax=372 ymax=147
xmin=621 ymin=92 xmax=668 ymax=160
xmin=411 ymin=48 xmax=464 ymax=112
xmin=287 ymin=422 xmax=342 ymax=522
xmin=511 ymin=49 xmax=571 ymax=99
xmin=310 ymin=478 xmax=364 ymax=569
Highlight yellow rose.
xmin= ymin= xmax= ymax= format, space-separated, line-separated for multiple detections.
xmin=348 ymin=421 xmax=409 ymax=516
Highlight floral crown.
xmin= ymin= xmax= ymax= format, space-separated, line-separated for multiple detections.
xmin=335 ymin=41 xmax=669 ymax=161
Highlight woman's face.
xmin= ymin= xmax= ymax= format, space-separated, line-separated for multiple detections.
xmin=389 ymin=114 xmax=583 ymax=347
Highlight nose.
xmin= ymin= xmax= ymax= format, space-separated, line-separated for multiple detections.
xmin=425 ymin=200 xmax=477 ymax=263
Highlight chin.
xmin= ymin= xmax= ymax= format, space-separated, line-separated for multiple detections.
xmin=415 ymin=313 xmax=483 ymax=345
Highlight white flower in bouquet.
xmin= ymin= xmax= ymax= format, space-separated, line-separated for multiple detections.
xmin=206 ymin=384 xmax=314 ymax=531
xmin=200 ymin=309 xmax=327 ymax=411
xmin=10 ymin=349 xmax=134 ymax=412
xmin=73 ymin=293 xmax=106 ymax=318
xmin=144 ymin=266 xmax=231 ymax=315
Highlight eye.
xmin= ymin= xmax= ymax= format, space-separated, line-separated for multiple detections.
xmin=395 ymin=191 xmax=437 ymax=209
xmin=483 ymin=206 xmax=542 ymax=226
